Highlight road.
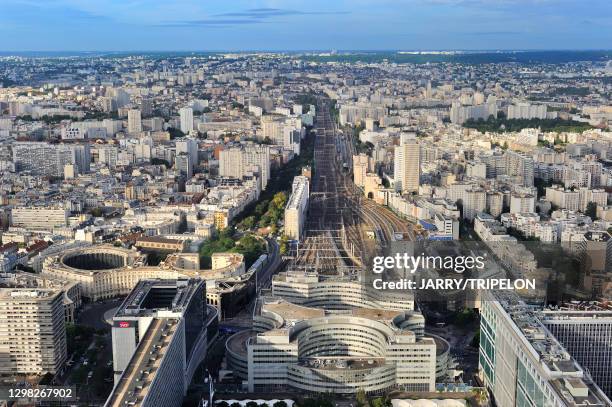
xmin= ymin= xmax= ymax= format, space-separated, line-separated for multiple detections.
xmin=220 ymin=237 xmax=283 ymax=329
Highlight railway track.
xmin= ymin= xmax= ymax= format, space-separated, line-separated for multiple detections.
xmin=293 ymin=98 xmax=414 ymax=273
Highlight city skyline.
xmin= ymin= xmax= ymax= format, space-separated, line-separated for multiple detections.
xmin=1 ymin=0 xmax=611 ymax=51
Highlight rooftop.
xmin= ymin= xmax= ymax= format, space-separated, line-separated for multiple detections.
xmin=106 ymin=318 xmax=178 ymax=407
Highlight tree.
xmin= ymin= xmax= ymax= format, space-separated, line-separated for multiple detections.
xmin=230 ymin=403 xmax=241 ymax=407
xmin=89 ymin=207 xmax=103 ymax=217
xmin=246 ymin=402 xmax=259 ymax=407
xmin=272 ymin=191 xmax=287 ymax=209
xmin=356 ymin=389 xmax=368 ymax=407
xmin=167 ymin=127 xmax=185 ymax=139
xmin=151 ymin=157 xmax=171 ymax=168
xmin=238 ymin=216 xmax=255 ymax=231
xmin=217 ymin=402 xmax=229 ymax=407
xmin=585 ymin=201 xmax=597 ymax=220
xmin=454 ymin=308 xmax=476 ymax=326
xmin=273 ymin=402 xmax=288 ymax=407
xmin=279 ymin=235 xmax=289 ymax=255
xmin=371 ymin=397 xmax=392 ymax=407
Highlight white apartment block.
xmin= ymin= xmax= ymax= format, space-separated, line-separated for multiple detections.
xmin=11 ymin=207 xmax=69 ymax=231
xmin=394 ymin=133 xmax=420 ymax=194
xmin=219 ymin=144 xmax=271 ymax=190
xmin=0 ymin=288 xmax=67 ymax=375
xmin=127 ymin=109 xmax=142 ymax=133
xmin=179 ymin=106 xmax=194 ymax=134
xmin=509 ymin=193 xmax=536 ymax=214
xmin=284 ymin=176 xmax=309 ymax=240
xmin=507 ymin=102 xmax=547 ymax=120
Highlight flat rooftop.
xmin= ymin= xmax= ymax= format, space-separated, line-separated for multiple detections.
xmin=115 ymin=278 xmax=203 ymax=318
xmin=106 ymin=318 xmax=178 ymax=407
xmin=263 ymin=299 xmax=325 ymax=321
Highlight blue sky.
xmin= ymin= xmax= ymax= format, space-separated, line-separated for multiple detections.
xmin=0 ymin=0 xmax=610 ymax=51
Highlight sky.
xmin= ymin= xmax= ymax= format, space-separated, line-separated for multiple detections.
xmin=0 ymin=0 xmax=611 ymax=51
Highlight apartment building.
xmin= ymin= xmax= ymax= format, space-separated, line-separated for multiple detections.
xmin=0 ymin=288 xmax=67 ymax=375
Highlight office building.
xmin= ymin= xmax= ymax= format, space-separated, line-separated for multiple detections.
xmin=106 ymin=279 xmax=214 ymax=407
xmin=0 ymin=288 xmax=67 ymax=375
xmin=541 ymin=308 xmax=612 ymax=398
xmin=226 ymin=297 xmax=436 ymax=394
xmin=479 ymin=290 xmax=611 ymax=407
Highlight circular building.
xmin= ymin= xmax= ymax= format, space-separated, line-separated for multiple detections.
xmin=226 ymin=299 xmax=437 ymax=395
xmin=42 ymin=245 xmax=182 ymax=300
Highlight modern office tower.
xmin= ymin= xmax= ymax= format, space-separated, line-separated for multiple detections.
xmin=13 ymin=142 xmax=91 ymax=176
xmin=507 ymin=102 xmax=547 ymax=120
xmin=11 ymin=206 xmax=69 ymax=231
xmin=179 ymin=107 xmax=194 ymax=134
xmin=505 ymin=150 xmax=534 ymax=187
xmin=219 ymin=145 xmax=271 ymax=190
xmin=0 ymin=288 xmax=67 ymax=375
xmin=107 ymin=279 xmax=213 ymax=407
xmin=284 ymin=176 xmax=309 ymax=239
xmin=226 ymin=298 xmax=435 ymax=394
xmin=479 ymin=291 xmax=611 ymax=407
xmin=541 ymin=307 xmax=612 ymax=398
xmin=175 ymin=153 xmax=193 ymax=178
xmin=127 ymin=109 xmax=142 ymax=133
xmin=353 ymin=153 xmax=372 ymax=187
xmin=176 ymin=138 xmax=198 ymax=169
xmin=394 ymin=133 xmax=420 ymax=194
xmin=509 ymin=193 xmax=536 ymax=214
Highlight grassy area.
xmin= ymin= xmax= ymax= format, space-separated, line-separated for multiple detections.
xmin=294 ymin=94 xmax=318 ymax=113
xmin=237 ymin=191 xmax=287 ymax=233
xmin=199 ymin=128 xmax=316 ymax=267
xmin=464 ymin=117 xmax=593 ymax=133
xmin=198 ymin=229 xmax=266 ymax=269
